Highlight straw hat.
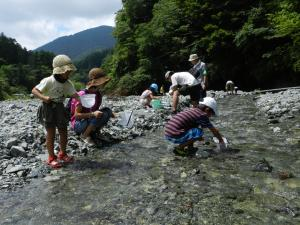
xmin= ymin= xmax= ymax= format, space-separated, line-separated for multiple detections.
xmin=52 ymin=54 xmax=77 ymax=74
xmin=86 ymin=68 xmax=111 ymax=89
xmin=188 ymin=54 xmax=199 ymax=62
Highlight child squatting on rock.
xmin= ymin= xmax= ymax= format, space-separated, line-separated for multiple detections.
xmin=139 ymin=83 xmax=159 ymax=108
xmin=32 ymin=54 xmax=80 ymax=169
xmin=164 ymin=97 xmax=227 ymax=156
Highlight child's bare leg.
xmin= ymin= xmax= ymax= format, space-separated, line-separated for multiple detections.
xmin=58 ymin=128 xmax=68 ymax=153
xmin=82 ymin=124 xmax=96 ymax=138
xmin=46 ymin=127 xmax=56 ymax=157
xmin=179 ymin=137 xmax=204 ymax=149
xmin=172 ymin=90 xmax=180 ymax=112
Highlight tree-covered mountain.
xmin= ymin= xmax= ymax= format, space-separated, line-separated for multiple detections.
xmin=103 ymin=0 xmax=300 ymax=94
xmin=0 ymin=32 xmax=112 ymax=100
xmin=35 ymin=25 xmax=116 ymax=60
xmin=0 ymin=33 xmax=54 ymax=100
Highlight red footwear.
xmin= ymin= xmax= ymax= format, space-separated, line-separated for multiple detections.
xmin=58 ymin=151 xmax=74 ymax=163
xmin=46 ymin=156 xmax=62 ymax=169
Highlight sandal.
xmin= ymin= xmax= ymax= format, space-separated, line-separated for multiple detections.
xmin=173 ymin=147 xmax=189 ymax=157
xmin=80 ymin=135 xmax=96 ymax=146
xmin=58 ymin=151 xmax=74 ymax=163
xmin=187 ymin=146 xmax=198 ymax=156
xmin=46 ymin=156 xmax=62 ymax=169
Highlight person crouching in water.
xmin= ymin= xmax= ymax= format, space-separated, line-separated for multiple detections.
xmin=225 ymin=80 xmax=234 ymax=95
xmin=139 ymin=83 xmax=159 ymax=108
xmin=70 ymin=68 xmax=113 ymax=146
xmin=164 ymin=97 xmax=226 ymax=156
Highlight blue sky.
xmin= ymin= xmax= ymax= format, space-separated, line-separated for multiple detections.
xmin=0 ymin=0 xmax=122 ymax=50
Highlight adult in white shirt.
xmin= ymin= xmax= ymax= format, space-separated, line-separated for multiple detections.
xmin=188 ymin=54 xmax=208 ymax=99
xmin=165 ymin=71 xmax=201 ymax=114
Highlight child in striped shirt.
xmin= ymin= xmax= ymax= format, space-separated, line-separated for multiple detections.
xmin=164 ymin=97 xmax=226 ymax=156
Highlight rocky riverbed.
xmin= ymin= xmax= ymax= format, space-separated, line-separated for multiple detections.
xmin=0 ymin=89 xmax=299 ymax=225
xmin=0 ymin=94 xmax=174 ymax=191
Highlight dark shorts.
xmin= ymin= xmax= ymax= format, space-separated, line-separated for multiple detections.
xmin=165 ymin=128 xmax=203 ymax=145
xmin=37 ymin=102 xmax=69 ymax=129
xmin=74 ymin=107 xmax=112 ymax=135
xmin=200 ymin=89 xmax=206 ymax=99
xmin=178 ymin=84 xmax=202 ymax=102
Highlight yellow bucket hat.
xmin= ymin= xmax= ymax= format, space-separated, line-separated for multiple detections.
xmin=52 ymin=54 xmax=77 ymax=74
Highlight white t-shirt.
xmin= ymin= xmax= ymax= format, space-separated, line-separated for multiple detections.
xmin=140 ymin=90 xmax=152 ymax=99
xmin=35 ymin=75 xmax=76 ymax=103
xmin=170 ymin=72 xmax=200 ymax=89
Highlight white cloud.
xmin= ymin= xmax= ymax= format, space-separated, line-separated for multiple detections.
xmin=0 ymin=0 xmax=122 ymax=50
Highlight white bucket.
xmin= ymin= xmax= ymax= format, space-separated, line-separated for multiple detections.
xmin=80 ymin=94 xmax=96 ymax=108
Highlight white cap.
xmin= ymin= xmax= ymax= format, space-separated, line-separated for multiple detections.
xmin=199 ymin=97 xmax=219 ymax=116
xmin=188 ymin=54 xmax=199 ymax=61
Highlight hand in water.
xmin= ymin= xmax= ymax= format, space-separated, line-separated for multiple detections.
xmin=218 ymin=142 xmax=227 ymax=151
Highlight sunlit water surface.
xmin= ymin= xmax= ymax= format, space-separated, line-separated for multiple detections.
xmin=0 ymin=95 xmax=299 ymax=225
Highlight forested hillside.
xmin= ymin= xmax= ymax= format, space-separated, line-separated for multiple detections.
xmin=0 ymin=33 xmax=54 ymax=100
xmin=1 ymin=0 xmax=299 ymax=99
xmin=103 ymin=0 xmax=300 ymax=94
xmin=35 ymin=26 xmax=115 ymax=60
xmin=0 ymin=33 xmax=112 ymax=100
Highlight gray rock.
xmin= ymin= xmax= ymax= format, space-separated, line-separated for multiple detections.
xmin=5 ymin=165 xmax=28 ymax=174
xmin=44 ymin=175 xmax=61 ymax=182
xmin=10 ymin=146 xmax=28 ymax=158
xmin=5 ymin=138 xmax=19 ymax=149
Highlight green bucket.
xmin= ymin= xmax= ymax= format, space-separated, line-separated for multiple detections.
xmin=151 ymin=99 xmax=162 ymax=109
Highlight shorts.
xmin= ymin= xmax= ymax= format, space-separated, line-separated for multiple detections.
xmin=37 ymin=102 xmax=69 ymax=129
xmin=178 ymin=84 xmax=202 ymax=102
xmin=139 ymin=98 xmax=150 ymax=106
xmin=165 ymin=128 xmax=203 ymax=145
xmin=74 ymin=107 xmax=112 ymax=134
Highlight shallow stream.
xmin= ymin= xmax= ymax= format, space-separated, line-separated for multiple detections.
xmin=0 ymin=95 xmax=299 ymax=225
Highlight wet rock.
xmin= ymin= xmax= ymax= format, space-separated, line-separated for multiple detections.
xmin=27 ymin=166 xmax=50 ymax=179
xmin=196 ymin=150 xmax=210 ymax=158
xmin=275 ymin=206 xmax=299 ymax=217
xmin=272 ymin=127 xmax=281 ymax=133
xmin=277 ymin=171 xmax=294 ymax=180
xmin=268 ymin=118 xmax=279 ymax=124
xmin=252 ymin=158 xmax=273 ymax=172
xmin=44 ymin=175 xmax=61 ymax=182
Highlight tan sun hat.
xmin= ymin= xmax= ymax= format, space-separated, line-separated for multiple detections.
xmin=52 ymin=54 xmax=77 ymax=74
xmin=188 ymin=54 xmax=199 ymax=62
xmin=86 ymin=68 xmax=111 ymax=89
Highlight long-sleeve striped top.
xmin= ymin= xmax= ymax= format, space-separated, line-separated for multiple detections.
xmin=165 ymin=107 xmax=213 ymax=137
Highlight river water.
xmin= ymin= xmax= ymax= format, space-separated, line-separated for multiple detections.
xmin=0 ymin=95 xmax=299 ymax=225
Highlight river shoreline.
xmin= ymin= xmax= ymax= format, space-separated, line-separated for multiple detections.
xmin=0 ymin=90 xmax=299 ymax=224
xmin=0 ymin=89 xmax=298 ymax=192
